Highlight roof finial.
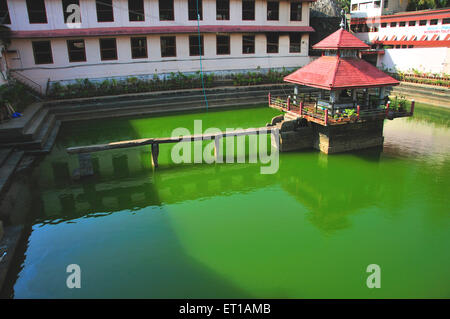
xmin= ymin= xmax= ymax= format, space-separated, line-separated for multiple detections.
xmin=340 ymin=9 xmax=346 ymax=29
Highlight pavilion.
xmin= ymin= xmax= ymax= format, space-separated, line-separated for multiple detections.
xmin=269 ymin=27 xmax=413 ymax=126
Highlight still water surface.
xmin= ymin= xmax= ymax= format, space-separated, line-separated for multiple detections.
xmin=6 ymin=104 xmax=450 ymax=298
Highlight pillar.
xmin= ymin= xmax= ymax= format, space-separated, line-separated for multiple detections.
xmin=151 ymin=143 xmax=159 ymax=168
xmin=78 ymin=153 xmax=94 ymax=177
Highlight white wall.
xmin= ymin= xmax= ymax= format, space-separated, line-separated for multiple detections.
xmin=377 ymin=47 xmax=450 ymax=74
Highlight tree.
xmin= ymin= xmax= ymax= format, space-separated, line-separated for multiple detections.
xmin=407 ymin=0 xmax=448 ymax=11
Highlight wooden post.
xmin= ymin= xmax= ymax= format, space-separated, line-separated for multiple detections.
xmin=287 ymin=97 xmax=291 ymax=111
xmin=324 ymin=109 xmax=328 ymax=126
xmin=268 ymin=92 xmax=271 ymax=106
xmin=410 ymin=99 xmax=415 ymax=115
xmin=78 ymin=153 xmax=94 ymax=177
xmin=299 ymin=101 xmax=303 ymax=117
xmin=151 ymin=143 xmax=159 ymax=168
xmin=357 ymin=105 xmax=360 ymax=121
xmin=214 ymin=135 xmax=222 ymax=163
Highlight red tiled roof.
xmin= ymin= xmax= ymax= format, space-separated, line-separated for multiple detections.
xmin=312 ymin=28 xmax=370 ymax=50
xmin=10 ymin=25 xmax=315 ymax=38
xmin=283 ymin=56 xmax=399 ymax=90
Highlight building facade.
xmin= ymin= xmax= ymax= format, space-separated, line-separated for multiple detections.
xmin=0 ymin=0 xmax=316 ymax=92
xmin=350 ymin=1 xmax=450 ymax=74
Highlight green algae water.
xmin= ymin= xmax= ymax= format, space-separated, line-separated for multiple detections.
xmin=5 ymin=104 xmax=450 ymax=298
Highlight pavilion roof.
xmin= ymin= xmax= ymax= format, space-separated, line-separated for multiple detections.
xmin=284 ymin=56 xmax=399 ymax=90
xmin=312 ymin=28 xmax=370 ymax=50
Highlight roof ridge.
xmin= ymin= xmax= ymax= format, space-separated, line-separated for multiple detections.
xmin=330 ymin=56 xmax=340 ymax=88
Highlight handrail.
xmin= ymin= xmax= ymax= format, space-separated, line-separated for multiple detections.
xmin=9 ymin=70 xmax=43 ymax=95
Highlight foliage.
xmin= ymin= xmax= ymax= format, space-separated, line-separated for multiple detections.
xmin=336 ymin=0 xmax=351 ymax=13
xmin=49 ymin=68 xmax=295 ymax=100
xmin=406 ymin=0 xmax=448 ymax=11
xmin=0 ymin=82 xmax=37 ymax=112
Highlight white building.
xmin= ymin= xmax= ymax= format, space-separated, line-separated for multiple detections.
xmin=0 ymin=0 xmax=316 ymax=93
xmin=350 ymin=1 xmax=450 ymax=74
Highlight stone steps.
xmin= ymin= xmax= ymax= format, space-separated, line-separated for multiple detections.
xmin=388 ymin=83 xmax=450 ymax=108
xmin=0 ymin=150 xmax=24 ymax=197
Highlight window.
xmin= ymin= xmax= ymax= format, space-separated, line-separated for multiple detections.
xmin=266 ymin=33 xmax=279 ymax=53
xmin=419 ymin=20 xmax=427 ymax=26
xmin=243 ymin=35 xmax=255 ymax=54
xmin=430 ymin=19 xmax=438 ymax=25
xmin=62 ymin=0 xmax=81 ymax=24
xmin=217 ymin=0 xmax=229 ymax=20
xmin=381 ymin=22 xmax=387 ymax=27
xmin=290 ymin=2 xmax=302 ymax=21
xmin=409 ymin=21 xmax=416 ymax=26
xmin=216 ymin=35 xmax=230 ymax=55
xmin=289 ymin=33 xmax=301 ymax=53
xmin=160 ymin=36 xmax=176 ymax=57
xmin=267 ymin=2 xmax=279 ymax=21
xmin=242 ymin=0 xmax=255 ymax=20
xmin=384 ymin=0 xmax=388 ymax=8
xmin=0 ymin=0 xmax=11 ymax=24
xmin=188 ymin=0 xmax=202 ymax=20
xmin=443 ymin=18 xmax=450 ymax=25
xmin=26 ymin=0 xmax=47 ymax=24
xmin=399 ymin=21 xmax=406 ymax=27
xmin=159 ymin=0 xmax=174 ymax=20
xmin=390 ymin=22 xmax=396 ymax=27
xmin=96 ymin=0 xmax=113 ymax=22
xmin=189 ymin=35 xmax=204 ymax=56
xmin=32 ymin=41 xmax=53 ymax=64
xmin=131 ymin=37 xmax=147 ymax=59
xmin=99 ymin=38 xmax=117 ymax=60
xmin=374 ymin=1 xmax=380 ymax=8
xmin=67 ymin=39 xmax=86 ymax=62
xmin=351 ymin=3 xmax=358 ymax=11
xmin=129 ymin=0 xmax=144 ymax=21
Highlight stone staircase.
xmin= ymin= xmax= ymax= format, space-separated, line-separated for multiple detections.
xmin=0 ymin=103 xmax=61 ymax=154
xmin=0 ymin=148 xmax=24 ymax=198
xmin=388 ymin=82 xmax=450 ymax=108
xmin=47 ymin=84 xmax=293 ymax=122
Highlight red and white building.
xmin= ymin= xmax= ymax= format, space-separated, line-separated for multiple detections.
xmin=350 ymin=1 xmax=450 ymax=74
xmin=0 ymin=0 xmax=317 ymax=93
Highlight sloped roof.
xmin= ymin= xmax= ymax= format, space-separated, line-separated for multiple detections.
xmin=313 ymin=28 xmax=370 ymax=50
xmin=284 ymin=56 xmax=399 ymax=90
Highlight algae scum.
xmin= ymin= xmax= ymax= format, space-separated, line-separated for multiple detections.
xmin=5 ymin=105 xmax=450 ymax=298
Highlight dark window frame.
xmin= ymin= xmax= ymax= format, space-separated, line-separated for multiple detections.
xmin=430 ymin=19 xmax=438 ymax=25
xmin=242 ymin=0 xmax=255 ymax=21
xmin=408 ymin=21 xmax=416 ymax=26
xmin=419 ymin=20 xmax=427 ymax=26
xmin=160 ymin=36 xmax=177 ymax=57
xmin=216 ymin=0 xmax=230 ymax=20
xmin=381 ymin=22 xmax=387 ymax=27
xmin=67 ymin=39 xmax=86 ymax=62
xmin=130 ymin=37 xmax=148 ymax=59
xmin=32 ymin=40 xmax=53 ymax=64
xmin=289 ymin=33 xmax=301 ymax=53
xmin=443 ymin=18 xmax=450 ymax=25
xmin=96 ymin=0 xmax=114 ymax=22
xmin=266 ymin=33 xmax=279 ymax=54
xmin=0 ymin=0 xmax=11 ymax=24
xmin=99 ymin=38 xmax=118 ymax=61
xmin=399 ymin=21 xmax=406 ymax=27
xmin=26 ymin=0 xmax=48 ymax=24
xmin=129 ymin=0 xmax=145 ymax=22
xmin=243 ymin=35 xmax=255 ymax=54
xmin=62 ymin=0 xmax=81 ymax=24
xmin=188 ymin=0 xmax=202 ymax=20
xmin=216 ymin=35 xmax=230 ymax=55
xmin=159 ymin=0 xmax=174 ymax=21
xmin=189 ymin=35 xmax=204 ymax=56
xmin=267 ymin=1 xmax=279 ymax=21
xmin=390 ymin=22 xmax=396 ymax=27
xmin=290 ymin=2 xmax=302 ymax=21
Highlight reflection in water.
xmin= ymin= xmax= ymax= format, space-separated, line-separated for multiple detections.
xmin=4 ymin=105 xmax=450 ymax=298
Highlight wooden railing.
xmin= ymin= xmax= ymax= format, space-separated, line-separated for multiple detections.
xmin=268 ymin=94 xmax=414 ymax=126
xmin=9 ymin=70 xmax=44 ymax=96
